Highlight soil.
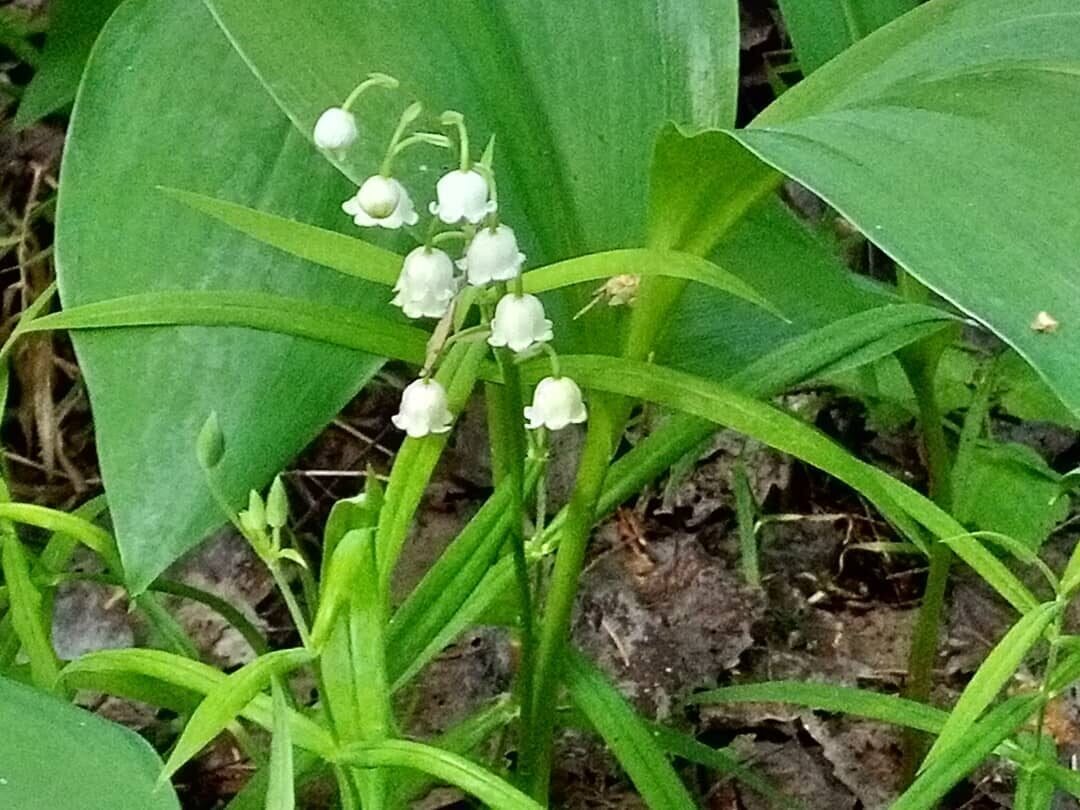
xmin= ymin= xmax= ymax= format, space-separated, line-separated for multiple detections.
xmin=4 ymin=2 xmax=1080 ymax=809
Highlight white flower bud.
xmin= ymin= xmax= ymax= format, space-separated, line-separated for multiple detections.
xmin=343 ymin=176 xmax=419 ymax=230
xmin=488 ymin=293 xmax=553 ymax=353
xmin=429 ymin=169 xmax=495 ymax=224
xmin=392 ymin=378 xmax=454 ymax=438
xmin=524 ymin=376 xmax=587 ymax=431
xmin=458 ymin=224 xmax=525 ymax=285
xmin=313 ymin=107 xmax=358 ymax=150
xmin=391 ymin=247 xmax=458 ymax=319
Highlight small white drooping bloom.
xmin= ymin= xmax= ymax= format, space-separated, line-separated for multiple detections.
xmin=342 ymin=175 xmax=419 ymax=229
xmin=313 ymin=107 xmax=358 ymax=150
xmin=430 ymin=169 xmax=495 ymax=224
xmin=459 ymin=224 xmax=525 ymax=285
xmin=392 ymin=378 xmax=453 ymax=438
xmin=524 ymin=376 xmax=587 ymax=431
xmin=392 ymin=247 xmax=458 ymax=319
xmin=488 ymin=293 xmax=553 ymax=353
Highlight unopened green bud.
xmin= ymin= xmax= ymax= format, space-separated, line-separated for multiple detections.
xmin=247 ymin=490 xmax=266 ymax=530
xmin=266 ymin=476 xmax=289 ymax=529
xmin=196 ymin=412 xmax=225 ymax=469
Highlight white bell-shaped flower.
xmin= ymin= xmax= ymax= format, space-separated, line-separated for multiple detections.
xmin=313 ymin=107 xmax=358 ymax=150
xmin=488 ymin=293 xmax=553 ymax=353
xmin=524 ymin=376 xmax=587 ymax=431
xmin=429 ymin=169 xmax=495 ymax=224
xmin=459 ymin=224 xmax=525 ymax=285
xmin=392 ymin=378 xmax=453 ymax=438
xmin=342 ymin=176 xmax=419 ymax=230
xmin=391 ymin=247 xmax=458 ymax=319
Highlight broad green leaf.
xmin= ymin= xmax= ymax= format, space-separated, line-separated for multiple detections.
xmin=922 ymin=601 xmax=1057 ymax=769
xmin=565 ymin=650 xmax=697 ymax=810
xmin=336 ymin=739 xmax=544 ymax=810
xmin=777 ymin=0 xmax=919 ymax=75
xmin=952 ymin=442 xmax=1067 ymax=553
xmin=59 ymin=0 xmax=741 ymax=590
xmin=14 ymin=0 xmax=121 ymax=126
xmin=732 ymin=0 xmax=1080 ymax=416
xmin=0 ymin=674 xmax=180 ymax=809
xmin=62 ymin=648 xmax=334 ymax=757
xmin=56 ymin=0 xmax=388 ymax=592
xmin=892 ymin=695 xmax=1042 ymax=810
xmin=1 ymin=535 xmax=60 ymax=691
xmin=163 ymin=647 xmax=316 ymax=778
xmin=267 ymin=677 xmax=296 ymax=810
xmin=24 ymin=292 xmax=431 ymax=373
xmin=997 ymin=351 xmax=1079 ymax=429
xmin=687 ymin=680 xmax=947 ymax=733
xmin=206 ymin=0 xmax=739 ymax=257
xmin=658 ymin=197 xmax=892 ymax=379
xmin=554 ymin=354 xmax=1040 ymax=613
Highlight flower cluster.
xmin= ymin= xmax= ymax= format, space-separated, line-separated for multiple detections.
xmin=314 ymin=77 xmax=587 ymax=438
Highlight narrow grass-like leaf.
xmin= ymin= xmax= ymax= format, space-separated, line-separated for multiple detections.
xmin=387 ymin=464 xmax=540 ymax=684
xmin=1034 ymin=757 xmax=1080 ymax=800
xmin=35 ymin=494 xmax=109 ymax=574
xmin=521 ymin=249 xmax=782 ymax=317
xmin=159 ymin=187 xmax=399 ymax=287
xmin=687 ymin=681 xmax=946 ymax=733
xmin=553 ymin=354 xmax=1040 ymax=613
xmin=648 ymin=723 xmax=792 ymax=808
xmin=225 ymin=750 xmax=324 ymax=810
xmin=566 ymin=649 xmax=697 ymax=810
xmin=923 ymin=601 xmax=1058 ymax=769
xmin=267 ymin=677 xmax=296 ymax=810
xmin=343 ymin=529 xmax=393 ymax=807
xmin=57 ymin=572 xmax=267 ymax=656
xmin=392 ymin=556 xmax=516 ymax=692
xmin=336 ymin=739 xmax=543 ymax=810
xmin=1 ymin=535 xmax=61 ymax=692
xmin=0 ymin=280 xmax=58 ymax=365
xmin=62 ymin=649 xmax=334 ymax=756
xmin=21 ymin=291 xmax=431 ymax=368
xmin=388 ymin=696 xmax=517 ymax=806
xmin=0 ymin=501 xmax=118 ymax=568
xmin=163 ymin=647 xmax=316 ymax=778
xmin=892 ymin=695 xmax=1042 ymax=810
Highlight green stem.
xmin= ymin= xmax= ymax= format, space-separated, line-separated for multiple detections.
xmin=522 ymin=396 xmax=618 ymax=799
xmin=342 ymin=72 xmax=398 ymax=111
xmin=484 ymin=349 xmax=535 ymax=769
xmin=896 ymin=272 xmax=954 ymax=781
xmin=1036 ymin=607 xmax=1066 ymax=742
xmin=269 ymin=562 xmax=312 ymax=649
